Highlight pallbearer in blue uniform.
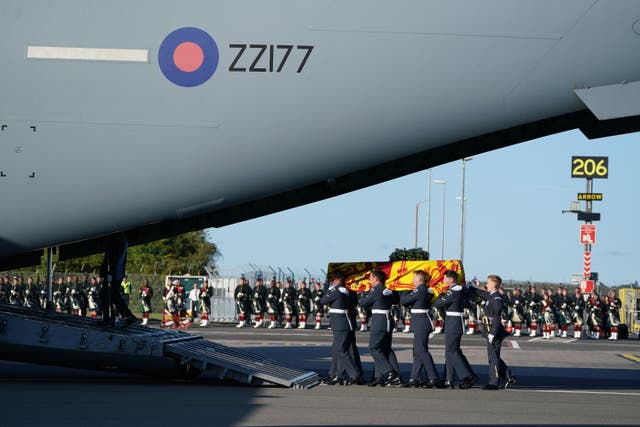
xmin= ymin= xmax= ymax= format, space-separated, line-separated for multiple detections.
xmin=400 ymin=270 xmax=443 ymax=388
xmin=435 ymin=270 xmax=478 ymax=389
xmin=319 ymin=272 xmax=363 ymax=385
xmin=470 ymin=275 xmax=516 ymax=390
xmin=359 ymin=269 xmax=402 ymax=387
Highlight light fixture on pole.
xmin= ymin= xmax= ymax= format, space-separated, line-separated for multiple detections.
xmin=433 ymin=179 xmax=446 ymax=260
xmin=460 ymin=157 xmax=472 ymax=262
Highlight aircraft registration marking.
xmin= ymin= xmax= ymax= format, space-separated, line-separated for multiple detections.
xmin=26 ymin=46 xmax=149 ymax=63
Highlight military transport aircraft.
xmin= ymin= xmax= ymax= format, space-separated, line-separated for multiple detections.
xmin=3 ymin=0 xmax=640 ymax=268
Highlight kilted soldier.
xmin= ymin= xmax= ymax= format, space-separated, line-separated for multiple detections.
xmin=36 ymin=276 xmax=48 ymax=309
xmin=524 ymin=285 xmax=541 ymax=336
xmin=431 ymin=306 xmax=444 ymax=334
xmin=399 ymin=292 xmax=412 ymax=333
xmin=234 ymin=276 xmax=253 ymax=328
xmin=79 ymin=275 xmax=90 ymax=317
xmin=199 ymin=279 xmax=213 ymax=327
xmin=540 ymin=293 xmax=555 ymax=339
xmin=606 ymin=290 xmax=622 ymax=340
xmin=281 ymin=279 xmax=297 ymax=329
xmin=163 ymin=279 xmax=179 ymax=327
xmin=0 ymin=276 xmax=9 ymax=304
xmin=357 ymin=288 xmax=371 ymax=332
xmin=53 ymin=276 xmax=68 ymax=313
xmin=139 ymin=279 xmax=153 ymax=326
xmin=586 ymin=291 xmax=603 ymax=339
xmin=556 ymin=287 xmax=571 ymax=338
xmin=296 ymin=280 xmax=312 ymax=329
xmin=23 ymin=276 xmax=39 ymax=309
xmin=508 ymin=288 xmax=524 ymax=336
xmin=266 ymin=280 xmax=281 ymax=329
xmin=359 ymin=270 xmax=403 ymax=387
xmin=400 ymin=270 xmax=442 ymax=388
xmin=69 ymin=275 xmax=83 ymax=316
xmin=252 ymin=277 xmax=267 ymax=328
xmin=571 ymin=288 xmax=585 ymax=338
xmin=87 ymin=277 xmax=102 ymax=318
xmin=9 ymin=275 xmax=23 ymax=306
xmin=435 ymin=270 xmax=478 ymax=389
xmin=311 ymin=281 xmax=325 ymax=330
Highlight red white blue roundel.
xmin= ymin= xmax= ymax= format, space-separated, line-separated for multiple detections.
xmin=158 ymin=27 xmax=219 ymax=87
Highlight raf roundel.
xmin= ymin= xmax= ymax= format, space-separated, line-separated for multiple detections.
xmin=158 ymin=27 xmax=219 ymax=87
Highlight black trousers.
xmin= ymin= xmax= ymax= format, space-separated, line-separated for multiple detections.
xmin=444 ymin=332 xmax=473 ymax=381
xmin=486 ymin=336 xmax=511 ymax=385
xmin=369 ymin=329 xmax=396 ymax=377
xmin=411 ymin=328 xmax=439 ymax=381
xmin=331 ymin=329 xmax=360 ymax=380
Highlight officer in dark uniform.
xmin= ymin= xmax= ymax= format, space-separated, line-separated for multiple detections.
xmin=471 ymin=275 xmax=516 ymax=390
xmin=400 ymin=270 xmax=442 ymax=388
xmin=359 ymin=269 xmax=402 ymax=387
xmin=319 ymin=272 xmax=363 ymax=385
xmin=234 ymin=276 xmax=253 ymax=328
xmin=252 ymin=277 xmax=267 ymax=328
xmin=266 ymin=279 xmax=281 ymax=329
xmin=435 ymin=270 xmax=478 ymax=389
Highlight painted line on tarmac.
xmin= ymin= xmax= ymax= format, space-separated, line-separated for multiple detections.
xmin=561 ymin=338 xmax=577 ymax=344
xmin=508 ymin=340 xmax=520 ymax=349
xmin=512 ymin=389 xmax=640 ymax=397
xmin=527 ymin=337 xmax=543 ymax=342
xmin=619 ymin=353 xmax=640 ymax=364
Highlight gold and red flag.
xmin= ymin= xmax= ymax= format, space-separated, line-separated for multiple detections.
xmin=327 ymin=260 xmax=465 ymax=298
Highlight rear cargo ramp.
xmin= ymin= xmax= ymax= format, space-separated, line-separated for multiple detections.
xmin=165 ymin=338 xmax=320 ymax=389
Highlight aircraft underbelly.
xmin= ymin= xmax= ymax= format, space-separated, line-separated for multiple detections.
xmin=2 ymin=0 xmax=640 ymax=256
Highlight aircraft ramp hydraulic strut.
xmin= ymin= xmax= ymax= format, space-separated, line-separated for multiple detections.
xmin=0 ymin=304 xmax=319 ymax=389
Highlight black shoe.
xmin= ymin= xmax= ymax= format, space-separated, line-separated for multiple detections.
xmin=322 ymin=376 xmax=341 ymax=385
xmin=422 ymin=379 xmax=441 ymax=389
xmin=121 ymin=315 xmax=138 ymax=329
xmin=382 ymin=372 xmax=403 ymax=387
xmin=404 ymin=378 xmax=420 ymax=388
xmin=460 ymin=373 xmax=479 ymax=389
xmin=502 ymin=376 xmax=517 ymax=389
xmin=482 ymin=384 xmax=500 ymax=390
xmin=443 ymin=381 xmax=455 ymax=389
xmin=367 ymin=377 xmax=380 ymax=387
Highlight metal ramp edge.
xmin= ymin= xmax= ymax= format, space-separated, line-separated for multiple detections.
xmin=165 ymin=339 xmax=320 ymax=389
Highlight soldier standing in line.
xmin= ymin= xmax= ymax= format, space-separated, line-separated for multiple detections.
xmin=0 ymin=275 xmax=9 ymax=303
xmin=163 ymin=279 xmax=179 ymax=327
xmin=296 ymin=280 xmax=312 ymax=329
xmin=9 ymin=275 xmax=23 ymax=306
xmin=53 ymin=276 xmax=67 ymax=313
xmin=266 ymin=279 xmax=281 ymax=329
xmin=571 ymin=288 xmax=585 ymax=338
xmin=540 ymin=293 xmax=555 ymax=339
xmin=281 ymin=279 xmax=297 ymax=329
xmin=23 ymin=276 xmax=39 ymax=309
xmin=87 ymin=276 xmax=102 ymax=319
xmin=524 ymin=285 xmax=541 ymax=337
xmin=435 ymin=270 xmax=478 ymax=389
xmin=586 ymin=290 xmax=603 ymax=339
xmin=139 ymin=279 xmax=153 ymax=326
xmin=252 ymin=277 xmax=267 ymax=328
xmin=69 ymin=275 xmax=83 ymax=316
xmin=359 ymin=270 xmax=403 ymax=387
xmin=234 ymin=276 xmax=253 ymax=328
xmin=400 ymin=270 xmax=442 ymax=388
xmin=556 ymin=287 xmax=571 ymax=338
xmin=311 ymin=281 xmax=325 ymax=330
xmin=79 ymin=275 xmax=90 ymax=317
xmin=606 ymin=289 xmax=622 ymax=340
xmin=356 ymin=287 xmax=371 ymax=332
xmin=199 ymin=279 xmax=213 ymax=327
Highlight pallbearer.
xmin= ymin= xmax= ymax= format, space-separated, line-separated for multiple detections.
xmin=400 ymin=270 xmax=442 ymax=388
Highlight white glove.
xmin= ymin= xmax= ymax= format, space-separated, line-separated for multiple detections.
xmin=488 ymin=333 xmax=495 ymax=344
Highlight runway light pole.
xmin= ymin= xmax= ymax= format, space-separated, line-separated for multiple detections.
xmin=426 ymin=169 xmax=432 ymax=256
xmin=459 ymin=157 xmax=472 ymax=262
xmin=414 ymin=199 xmax=428 ymax=248
xmin=434 ymin=180 xmax=446 ymax=260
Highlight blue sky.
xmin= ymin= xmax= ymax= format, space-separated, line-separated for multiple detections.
xmin=208 ymin=129 xmax=639 ymax=286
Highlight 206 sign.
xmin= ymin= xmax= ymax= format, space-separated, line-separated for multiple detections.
xmin=571 ymin=156 xmax=608 ymax=179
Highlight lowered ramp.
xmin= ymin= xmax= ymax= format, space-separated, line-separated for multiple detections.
xmin=0 ymin=304 xmax=319 ymax=389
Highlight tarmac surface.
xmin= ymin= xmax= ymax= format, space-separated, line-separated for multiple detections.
xmin=1 ymin=323 xmax=639 ymax=426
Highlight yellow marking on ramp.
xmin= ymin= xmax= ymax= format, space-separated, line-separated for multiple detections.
xmin=620 ymin=353 xmax=640 ymax=363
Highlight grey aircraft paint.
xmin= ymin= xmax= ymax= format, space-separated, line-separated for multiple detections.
xmin=2 ymin=1 xmax=640 ymax=266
